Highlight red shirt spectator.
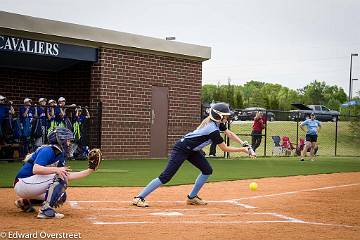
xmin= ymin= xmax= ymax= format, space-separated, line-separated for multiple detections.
xmin=251 ymin=112 xmax=266 ymax=152
xmin=252 ymin=115 xmax=265 ymax=132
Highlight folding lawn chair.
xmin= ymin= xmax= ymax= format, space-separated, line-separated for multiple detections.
xmin=271 ymin=136 xmax=284 ymax=156
xmin=281 ymin=136 xmax=296 ymax=156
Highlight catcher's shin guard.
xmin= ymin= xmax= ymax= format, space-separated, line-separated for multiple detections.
xmin=42 ymin=177 xmax=67 ymax=209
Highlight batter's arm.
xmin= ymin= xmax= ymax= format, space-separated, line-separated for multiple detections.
xmin=224 ymin=129 xmax=245 ymax=145
xmin=217 ymin=142 xmax=248 ymax=153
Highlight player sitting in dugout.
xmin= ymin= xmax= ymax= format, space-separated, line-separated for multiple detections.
xmin=132 ymin=102 xmax=256 ymax=207
xmin=13 ymin=127 xmax=101 ymax=219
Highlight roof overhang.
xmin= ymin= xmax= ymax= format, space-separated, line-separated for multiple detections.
xmin=0 ymin=11 xmax=211 ymax=61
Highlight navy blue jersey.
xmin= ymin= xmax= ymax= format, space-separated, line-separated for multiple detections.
xmin=37 ymin=106 xmax=47 ymax=126
xmin=75 ymin=115 xmax=86 ymax=123
xmin=55 ymin=106 xmax=66 ymax=125
xmin=19 ymin=106 xmax=34 ymax=122
xmin=0 ymin=105 xmax=9 ymax=120
xmin=181 ymin=121 xmax=227 ymax=151
xmin=47 ymin=107 xmax=55 ymax=120
xmin=15 ymin=145 xmax=65 ymax=179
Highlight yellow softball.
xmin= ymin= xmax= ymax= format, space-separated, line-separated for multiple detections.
xmin=249 ymin=182 xmax=258 ymax=191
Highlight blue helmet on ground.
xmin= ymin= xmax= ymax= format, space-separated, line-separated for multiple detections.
xmin=47 ymin=127 xmax=74 ymax=153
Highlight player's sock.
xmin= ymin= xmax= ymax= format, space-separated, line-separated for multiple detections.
xmin=188 ymin=174 xmax=210 ymax=199
xmin=138 ymin=178 xmax=163 ymax=199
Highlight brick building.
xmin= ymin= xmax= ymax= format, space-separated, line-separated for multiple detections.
xmin=0 ymin=11 xmax=211 ymax=159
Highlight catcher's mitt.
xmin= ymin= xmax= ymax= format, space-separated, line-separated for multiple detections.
xmin=88 ymin=148 xmax=102 ymax=171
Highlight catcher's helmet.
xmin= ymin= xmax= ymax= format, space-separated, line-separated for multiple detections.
xmin=210 ymin=102 xmax=231 ymax=122
xmin=47 ymin=127 xmax=74 ymax=153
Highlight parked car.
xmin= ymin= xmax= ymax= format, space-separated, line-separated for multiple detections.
xmin=233 ymin=107 xmax=275 ymax=121
xmin=289 ymin=103 xmax=339 ymax=122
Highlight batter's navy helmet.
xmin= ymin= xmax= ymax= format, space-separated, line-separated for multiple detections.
xmin=210 ymin=102 xmax=231 ymax=122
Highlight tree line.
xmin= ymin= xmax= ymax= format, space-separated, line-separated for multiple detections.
xmin=202 ymin=79 xmax=349 ymax=111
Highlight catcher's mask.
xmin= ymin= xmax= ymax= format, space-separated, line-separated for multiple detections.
xmin=47 ymin=127 xmax=74 ymax=156
xmin=209 ymin=102 xmax=231 ymax=123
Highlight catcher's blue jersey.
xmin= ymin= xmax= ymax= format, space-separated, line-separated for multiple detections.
xmin=16 ymin=145 xmax=65 ymax=179
xmin=181 ymin=121 xmax=226 ymax=151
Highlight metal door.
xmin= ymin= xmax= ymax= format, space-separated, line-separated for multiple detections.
xmin=150 ymin=86 xmax=168 ymax=157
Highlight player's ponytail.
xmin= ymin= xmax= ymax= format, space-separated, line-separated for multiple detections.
xmin=197 ymin=116 xmax=211 ymax=130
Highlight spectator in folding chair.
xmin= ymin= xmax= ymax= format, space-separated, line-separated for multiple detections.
xmin=271 ymin=136 xmax=284 ymax=156
xmin=296 ymin=138 xmax=318 ymax=157
xmin=281 ymin=136 xmax=295 ymax=156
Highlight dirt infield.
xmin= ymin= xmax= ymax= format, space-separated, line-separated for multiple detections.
xmin=1 ymin=172 xmax=360 ymax=240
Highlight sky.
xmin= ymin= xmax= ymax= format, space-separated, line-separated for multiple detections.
xmin=1 ymin=0 xmax=360 ymax=96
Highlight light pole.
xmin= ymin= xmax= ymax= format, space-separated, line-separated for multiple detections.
xmin=349 ymin=53 xmax=358 ymax=102
xmin=352 ymin=79 xmax=358 ymax=97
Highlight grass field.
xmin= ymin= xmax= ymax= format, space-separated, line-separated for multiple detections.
xmin=209 ymin=120 xmax=360 ymax=157
xmin=1 ymin=156 xmax=359 ymax=188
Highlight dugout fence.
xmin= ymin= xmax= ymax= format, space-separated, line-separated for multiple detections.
xmin=0 ymin=102 xmax=102 ymax=161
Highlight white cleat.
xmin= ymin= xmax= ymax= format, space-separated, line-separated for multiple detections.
xmin=132 ymin=197 xmax=149 ymax=207
xmin=186 ymin=195 xmax=207 ymax=205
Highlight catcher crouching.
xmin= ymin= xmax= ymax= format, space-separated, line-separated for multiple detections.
xmin=13 ymin=127 xmax=102 ymax=219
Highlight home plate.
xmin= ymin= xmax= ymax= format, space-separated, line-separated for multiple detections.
xmin=150 ymin=212 xmax=184 ymax=216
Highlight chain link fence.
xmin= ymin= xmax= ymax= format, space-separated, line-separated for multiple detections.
xmin=206 ymin=110 xmax=360 ymax=158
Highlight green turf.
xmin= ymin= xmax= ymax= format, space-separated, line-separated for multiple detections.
xmin=1 ymin=156 xmax=359 ymax=188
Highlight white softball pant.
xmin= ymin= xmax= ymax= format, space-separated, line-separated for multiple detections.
xmin=14 ymin=174 xmax=56 ymax=200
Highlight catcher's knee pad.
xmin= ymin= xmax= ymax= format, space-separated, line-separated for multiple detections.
xmin=44 ymin=177 xmax=67 ymax=208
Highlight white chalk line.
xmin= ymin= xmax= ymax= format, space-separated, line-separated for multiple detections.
xmin=69 ymin=183 xmax=360 ymax=207
xmin=91 ymin=218 xmax=358 ymax=228
xmin=69 ymin=200 xmax=257 ymax=209
xmin=90 ymin=212 xmax=299 ymax=225
xmin=232 ymin=183 xmax=360 ymax=201
xmin=69 ymin=182 xmax=360 ymax=228
xmin=88 ymin=212 xmax=259 ymax=218
xmin=91 ymin=220 xmax=358 ymax=228
xmin=87 ymin=210 xmax=359 ymax=228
